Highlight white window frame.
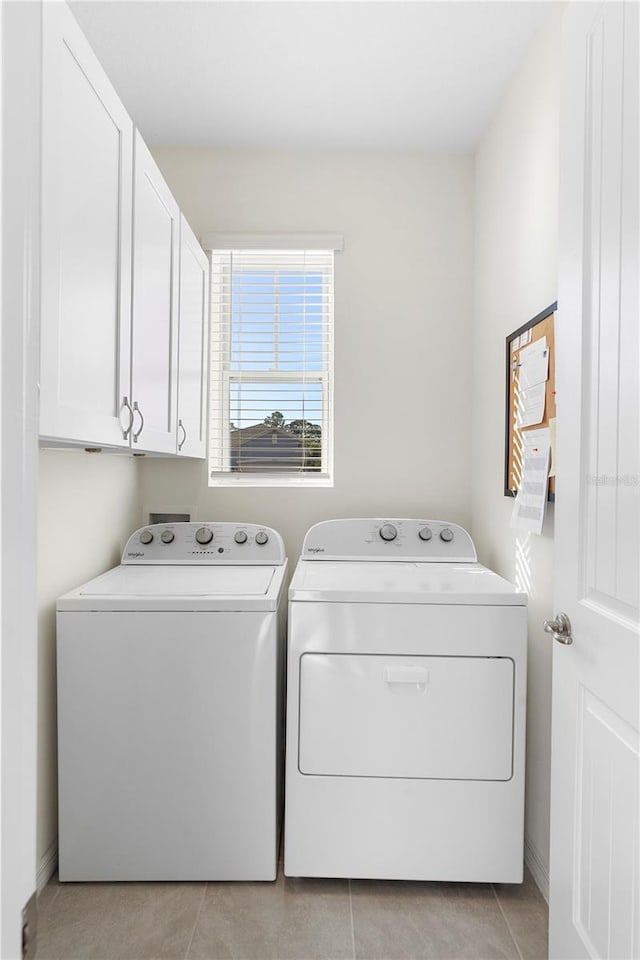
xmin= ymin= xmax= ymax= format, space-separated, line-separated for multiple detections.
xmin=207 ymin=238 xmax=339 ymax=488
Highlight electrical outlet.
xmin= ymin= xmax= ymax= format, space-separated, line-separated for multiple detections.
xmin=21 ymin=892 xmax=37 ymax=960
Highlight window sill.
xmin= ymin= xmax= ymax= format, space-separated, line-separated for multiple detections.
xmin=208 ymin=474 xmax=333 ymax=489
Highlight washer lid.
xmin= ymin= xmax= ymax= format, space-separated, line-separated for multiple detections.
xmin=289 ymin=561 xmax=527 ymax=606
xmin=58 ymin=563 xmax=286 ymax=612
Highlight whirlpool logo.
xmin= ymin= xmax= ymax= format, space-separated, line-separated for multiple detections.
xmin=307 ymin=546 xmax=325 ymax=554
xmin=127 ymin=551 xmax=145 ymax=559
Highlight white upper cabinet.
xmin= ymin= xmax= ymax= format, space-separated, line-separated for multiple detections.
xmin=40 ymin=2 xmax=209 ymax=458
xmin=130 ymin=133 xmax=180 ymax=454
xmin=40 ymin=1 xmax=133 ymax=447
xmin=177 ymin=217 xmax=210 ymax=459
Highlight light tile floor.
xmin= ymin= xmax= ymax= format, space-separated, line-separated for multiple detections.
xmin=35 ymin=866 xmax=548 ymax=960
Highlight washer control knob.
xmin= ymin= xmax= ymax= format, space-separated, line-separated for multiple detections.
xmin=195 ymin=527 xmax=213 ymax=545
xmin=440 ymin=528 xmax=454 ymax=543
xmin=139 ymin=529 xmax=154 ymax=545
xmin=234 ymin=530 xmax=248 ymax=544
xmin=160 ymin=530 xmax=174 ymax=544
xmin=379 ymin=523 xmax=398 ymax=542
xmin=418 ymin=526 xmax=432 ymax=542
xmin=255 ymin=531 xmax=269 ymax=545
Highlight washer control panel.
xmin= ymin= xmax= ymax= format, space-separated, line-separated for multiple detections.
xmin=122 ymin=523 xmax=285 ymax=565
xmin=302 ymin=519 xmax=477 ymax=562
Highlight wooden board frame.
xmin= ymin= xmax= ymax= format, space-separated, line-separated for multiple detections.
xmin=504 ymin=302 xmax=557 ymax=501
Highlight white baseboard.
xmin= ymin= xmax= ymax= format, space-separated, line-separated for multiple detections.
xmin=524 ymin=834 xmax=549 ymax=903
xmin=37 ymin=840 xmax=58 ymax=892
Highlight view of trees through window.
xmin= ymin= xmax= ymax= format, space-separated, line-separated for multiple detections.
xmin=229 ymin=410 xmax=322 ymax=472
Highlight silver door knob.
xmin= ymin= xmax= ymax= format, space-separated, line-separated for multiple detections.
xmin=543 ymin=612 xmax=573 ymax=645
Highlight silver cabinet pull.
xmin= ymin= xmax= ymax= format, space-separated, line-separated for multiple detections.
xmin=132 ymin=401 xmax=144 ymax=443
xmin=178 ymin=419 xmax=187 ymax=451
xmin=543 ymin=612 xmax=573 ymax=645
xmin=120 ymin=396 xmax=134 ymax=440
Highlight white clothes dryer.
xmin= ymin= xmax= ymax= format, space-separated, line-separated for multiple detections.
xmin=284 ymin=518 xmax=527 ymax=883
xmin=57 ymin=522 xmax=287 ymax=882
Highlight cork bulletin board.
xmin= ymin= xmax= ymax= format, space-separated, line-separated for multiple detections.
xmin=504 ymin=302 xmax=557 ymax=501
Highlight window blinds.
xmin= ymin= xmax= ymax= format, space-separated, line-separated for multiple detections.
xmin=209 ymin=249 xmax=334 ymax=482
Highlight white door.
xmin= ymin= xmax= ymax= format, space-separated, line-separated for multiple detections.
xmin=176 ymin=216 xmax=209 ymax=458
xmin=131 ymin=132 xmax=179 ymax=454
xmin=549 ymin=4 xmax=639 ymax=958
xmin=1 ymin=2 xmax=40 ymax=954
xmin=40 ymin=0 xmax=133 ymax=448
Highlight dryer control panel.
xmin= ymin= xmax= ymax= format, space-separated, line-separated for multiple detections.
xmin=122 ymin=523 xmax=286 ymax=565
xmin=301 ymin=519 xmax=477 ymax=563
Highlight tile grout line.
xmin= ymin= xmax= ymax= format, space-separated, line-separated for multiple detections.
xmin=491 ymin=883 xmax=524 ymax=960
xmin=348 ymin=879 xmax=357 ymax=960
xmin=183 ymin=882 xmax=208 ymax=960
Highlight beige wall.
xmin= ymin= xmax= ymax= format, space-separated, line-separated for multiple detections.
xmin=140 ymin=149 xmax=475 ymax=566
xmin=36 ymin=19 xmax=563 ymax=888
xmin=471 ymin=8 xmax=563 ymax=898
xmin=37 ymin=450 xmax=141 ymax=876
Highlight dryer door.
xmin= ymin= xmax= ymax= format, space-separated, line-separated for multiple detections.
xmin=298 ymin=653 xmax=514 ymax=781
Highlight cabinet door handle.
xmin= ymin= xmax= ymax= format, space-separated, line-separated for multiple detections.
xmin=178 ymin=419 xmax=187 ymax=451
xmin=120 ymin=396 xmax=134 ymax=440
xmin=132 ymin=401 xmax=144 ymax=442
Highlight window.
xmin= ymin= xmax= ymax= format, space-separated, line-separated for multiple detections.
xmin=208 ymin=247 xmax=334 ymax=486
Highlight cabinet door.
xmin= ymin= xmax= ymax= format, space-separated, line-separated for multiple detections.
xmin=176 ymin=217 xmax=210 ymax=458
xmin=40 ymin=1 xmax=133 ymax=447
xmin=130 ymin=133 xmax=180 ymax=454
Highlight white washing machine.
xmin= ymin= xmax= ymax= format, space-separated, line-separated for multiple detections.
xmin=284 ymin=518 xmax=527 ymax=883
xmin=57 ymin=521 xmax=287 ymax=882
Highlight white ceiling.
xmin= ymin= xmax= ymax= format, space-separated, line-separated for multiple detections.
xmin=70 ymin=1 xmax=556 ymax=151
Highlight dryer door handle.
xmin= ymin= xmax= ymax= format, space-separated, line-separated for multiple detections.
xmin=384 ymin=666 xmax=429 ymax=686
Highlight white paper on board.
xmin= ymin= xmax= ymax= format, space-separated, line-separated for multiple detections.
xmin=511 ymin=427 xmax=552 ymax=535
xmin=516 ymin=381 xmax=546 ymax=428
xmin=518 ymin=337 xmax=549 ymax=390
xmin=549 ymin=417 xmax=557 ymax=478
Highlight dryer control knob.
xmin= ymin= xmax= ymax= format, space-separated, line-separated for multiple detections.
xmin=418 ymin=526 xmax=432 ymax=542
xmin=234 ymin=530 xmax=248 ymax=544
xmin=440 ymin=528 xmax=454 ymax=542
xmin=195 ymin=527 xmax=214 ymax=545
xmin=379 ymin=523 xmax=398 ymax=542
xmin=139 ymin=529 xmax=154 ymax=545
xmin=161 ymin=530 xmax=175 ymax=544
xmin=255 ymin=531 xmax=269 ymax=545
